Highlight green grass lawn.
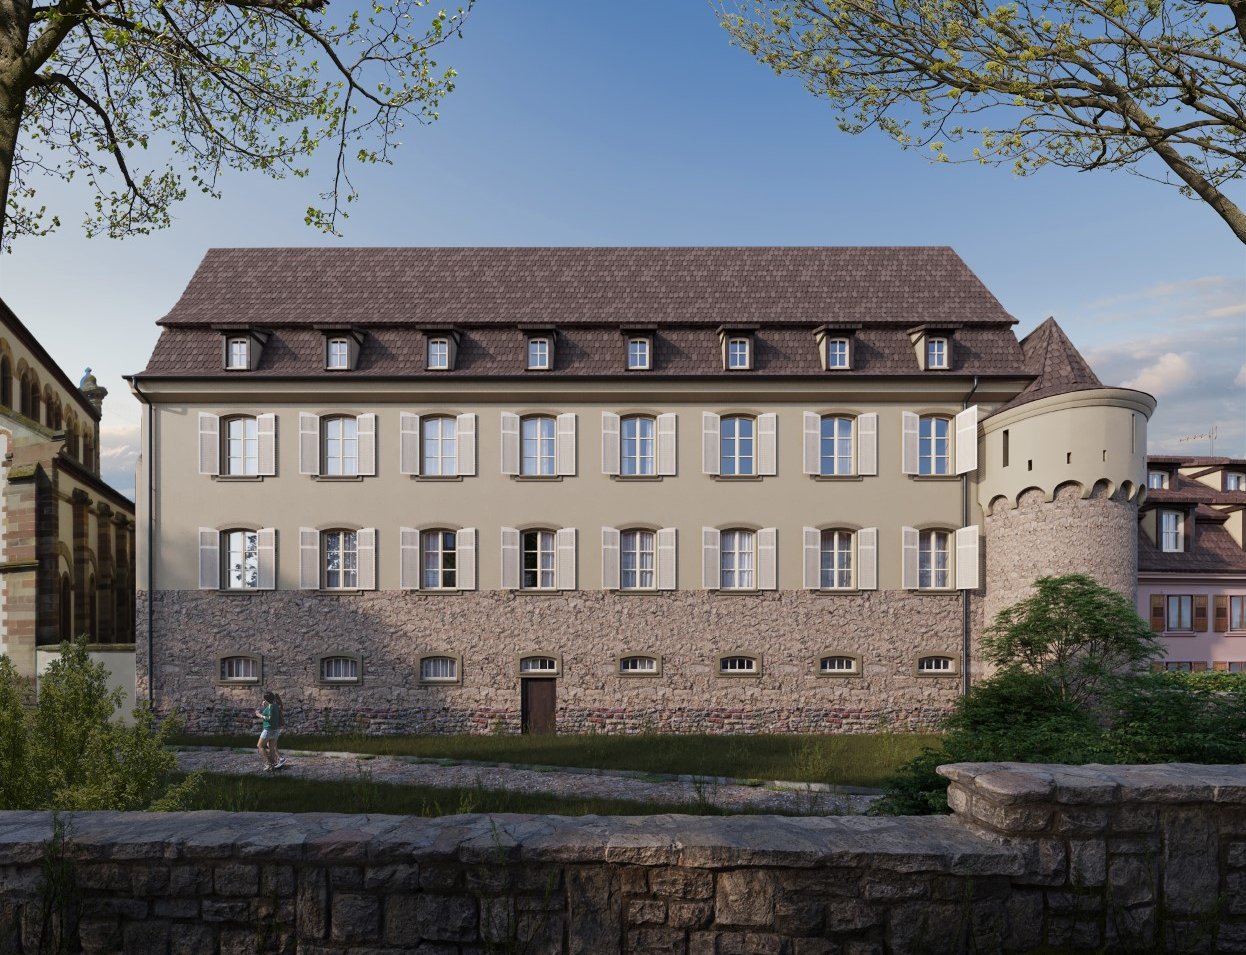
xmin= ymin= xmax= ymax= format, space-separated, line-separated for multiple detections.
xmin=170 ymin=733 xmax=939 ymax=789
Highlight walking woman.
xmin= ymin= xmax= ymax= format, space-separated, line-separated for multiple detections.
xmin=255 ymin=690 xmax=286 ymax=771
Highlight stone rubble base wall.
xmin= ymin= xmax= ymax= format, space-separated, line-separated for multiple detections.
xmin=136 ymin=589 xmax=974 ymax=736
xmin=3 ymin=763 xmax=1246 ymax=954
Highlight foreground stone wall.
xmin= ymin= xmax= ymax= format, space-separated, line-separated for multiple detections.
xmin=2 ymin=763 xmax=1245 ymax=954
xmin=137 ymin=589 xmax=975 ymax=735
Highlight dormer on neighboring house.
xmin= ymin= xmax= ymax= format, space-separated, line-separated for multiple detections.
xmin=215 ymin=327 xmax=270 ymax=371
xmin=316 ymin=327 xmax=366 ymax=372
xmin=522 ymin=327 xmax=556 ymax=371
xmin=718 ymin=326 xmax=756 ymax=371
xmin=813 ymin=324 xmax=860 ymax=372
xmin=908 ymin=324 xmax=957 ymax=371
xmin=1148 ymin=467 xmax=1172 ymax=490
xmin=422 ymin=328 xmax=461 ymax=371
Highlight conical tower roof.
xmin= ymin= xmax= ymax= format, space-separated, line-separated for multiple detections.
xmin=995 ymin=317 xmax=1102 ymax=412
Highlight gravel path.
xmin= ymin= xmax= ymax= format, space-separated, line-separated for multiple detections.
xmin=175 ymin=748 xmax=879 ymax=815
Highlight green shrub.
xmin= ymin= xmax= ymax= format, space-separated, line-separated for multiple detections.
xmin=1105 ymin=671 xmax=1246 ymax=764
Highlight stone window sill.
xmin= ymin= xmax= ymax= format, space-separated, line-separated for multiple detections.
xmin=711 ymin=475 xmax=764 ymax=482
xmin=612 ymin=475 xmax=665 ymax=482
xmin=511 ymin=475 xmax=564 ymax=482
xmin=419 ymin=680 xmax=463 ymax=687
xmin=811 ymin=474 xmax=863 ymax=482
xmin=402 ymin=588 xmax=467 ymax=596
xmin=811 ymin=588 xmax=861 ymax=596
xmin=313 ymin=475 xmax=365 ymax=482
xmin=815 ymin=671 xmax=863 ymax=679
xmin=410 ymin=475 xmax=464 ymax=482
xmin=213 ymin=475 xmax=264 ymax=482
xmin=608 ymin=589 xmax=669 ymax=596
xmin=318 ymin=589 xmax=365 ymax=596
xmin=217 ymin=589 xmax=265 ymax=597
xmin=511 ymin=589 xmax=571 ymax=596
xmin=908 ymin=475 xmax=960 ymax=482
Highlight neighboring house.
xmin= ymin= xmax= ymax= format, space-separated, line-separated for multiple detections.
xmin=128 ymin=247 xmax=1154 ymax=735
xmin=0 ymin=297 xmax=137 ymax=679
xmin=1139 ymin=455 xmax=1246 ymax=671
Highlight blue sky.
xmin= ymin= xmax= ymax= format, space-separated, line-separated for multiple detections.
xmin=1 ymin=0 xmax=1243 ymax=498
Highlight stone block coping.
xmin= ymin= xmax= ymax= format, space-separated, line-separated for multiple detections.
xmin=938 ymin=761 xmax=1246 ymax=806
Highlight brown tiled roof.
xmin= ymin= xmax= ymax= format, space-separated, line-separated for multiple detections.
xmin=1143 ymin=472 xmax=1246 ymax=507
xmin=991 ymin=317 xmax=1104 ymax=413
xmin=1139 ymin=523 xmax=1246 ymax=573
xmin=1149 ymin=455 xmax=1246 ymax=468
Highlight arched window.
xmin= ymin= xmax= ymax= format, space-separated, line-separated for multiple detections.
xmin=0 ymin=356 xmax=11 ymax=408
xmin=86 ymin=574 xmax=97 ymax=640
xmin=222 ymin=415 xmax=259 ymax=475
xmin=318 ymin=655 xmax=361 ymax=684
xmin=218 ymin=655 xmax=261 ymax=684
xmin=419 ymin=655 xmax=460 ymax=684
xmin=520 ymin=415 xmax=556 ymax=476
xmin=720 ymin=528 xmax=755 ymax=590
xmin=819 ymin=655 xmax=860 ymax=676
xmin=222 ymin=529 xmax=260 ymax=590
xmin=322 ymin=529 xmax=359 ymax=589
xmin=59 ymin=574 xmax=72 ymax=641
xmin=917 ymin=655 xmax=956 ymax=676
xmin=521 ymin=529 xmax=556 ymax=589
xmin=819 ymin=529 xmax=854 ymax=590
xmin=421 ymin=415 xmax=458 ymax=476
xmin=720 ymin=415 xmax=755 ymax=476
xmin=620 ymin=529 xmax=655 ymax=590
xmin=718 ymin=655 xmax=760 ymax=676
xmin=919 ymin=415 xmax=952 ymax=475
xmin=819 ymin=415 xmax=854 ymax=476
xmin=421 ymin=529 xmax=458 ymax=589
xmin=518 ymin=655 xmax=559 ymax=675
xmin=321 ymin=416 xmax=359 ymax=476
xmin=26 ymin=375 xmax=40 ymax=423
xmin=620 ymin=415 xmax=655 ymax=476
xmin=618 ymin=655 xmax=660 ymax=676
xmin=918 ymin=530 xmax=951 ymax=589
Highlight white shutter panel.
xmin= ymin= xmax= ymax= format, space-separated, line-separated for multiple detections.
xmin=955 ymin=405 xmax=979 ymax=475
xmin=299 ymin=413 xmax=320 ymax=476
xmin=556 ymin=528 xmax=577 ymax=590
xmin=702 ymin=527 xmax=720 ymax=590
xmin=198 ymin=528 xmax=219 ymax=589
xmin=601 ymin=413 xmax=621 ymax=476
xmin=456 ymin=414 xmax=476 ymax=477
xmin=198 ymin=414 xmax=220 ymax=476
xmin=857 ymin=528 xmax=878 ymax=591
xmin=901 ymin=526 xmax=920 ymax=590
xmin=257 ymin=528 xmax=276 ymax=590
xmin=803 ymin=527 xmax=821 ymax=590
xmin=803 ymin=412 xmax=820 ymax=476
xmin=299 ymin=528 xmax=320 ymax=590
xmin=858 ymin=413 xmax=878 ymax=477
xmin=656 ymin=414 xmax=677 ymax=476
xmin=400 ymin=527 xmax=420 ymax=589
xmin=556 ymin=413 xmax=577 ymax=476
xmin=758 ymin=527 xmax=778 ymax=590
xmin=357 ymin=414 xmax=377 ymax=476
xmin=500 ymin=527 xmax=520 ymax=590
xmin=601 ymin=527 xmax=620 ymax=590
xmin=758 ymin=414 xmax=778 ymax=476
xmin=956 ymin=525 xmax=980 ymax=590
xmin=400 ymin=413 xmax=421 ymax=476
xmin=657 ymin=528 xmax=677 ymax=590
xmin=500 ymin=413 xmax=520 ymax=476
xmin=702 ymin=413 xmax=720 ymax=475
xmin=901 ymin=412 xmax=920 ymax=475
xmin=357 ymin=528 xmax=377 ymax=590
xmin=256 ymin=414 xmax=277 ymax=476
xmin=456 ymin=528 xmax=477 ymax=591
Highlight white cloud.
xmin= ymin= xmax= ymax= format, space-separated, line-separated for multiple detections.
xmin=1236 ymin=363 xmax=1246 ymax=388
xmin=99 ymin=422 xmax=139 ymax=501
xmin=1122 ymin=352 xmax=1195 ymax=398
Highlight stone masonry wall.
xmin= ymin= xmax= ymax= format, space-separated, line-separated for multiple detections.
xmin=2 ymin=763 xmax=1245 ymax=954
xmin=137 ymin=589 xmax=977 ymax=736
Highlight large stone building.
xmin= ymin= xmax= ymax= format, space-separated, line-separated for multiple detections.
xmin=130 ymin=247 xmax=1154 ymax=735
xmin=0 ymin=297 xmax=137 ymax=678
xmin=1138 ymin=455 xmax=1246 ymax=669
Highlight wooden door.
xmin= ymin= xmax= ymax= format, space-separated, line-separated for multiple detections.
xmin=521 ymin=678 xmax=556 ymax=735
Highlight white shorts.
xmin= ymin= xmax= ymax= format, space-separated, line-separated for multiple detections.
xmin=259 ymin=728 xmax=280 ymax=742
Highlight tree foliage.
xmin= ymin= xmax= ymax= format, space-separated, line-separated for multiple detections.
xmin=0 ymin=0 xmax=471 ymax=249
xmin=719 ymin=0 xmax=1246 ymax=243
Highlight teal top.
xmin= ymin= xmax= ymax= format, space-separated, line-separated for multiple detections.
xmin=261 ymin=703 xmax=273 ymax=732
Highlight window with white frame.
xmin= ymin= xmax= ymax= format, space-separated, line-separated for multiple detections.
xmin=621 ymin=415 xmax=655 ymax=476
xmin=226 ymin=337 xmax=250 ymax=370
xmin=627 ymin=337 xmax=651 ymax=370
xmin=826 ymin=338 xmax=850 ymax=370
xmin=919 ymin=416 xmax=952 ymax=475
xmin=820 ymin=530 xmax=854 ymax=590
xmin=727 ymin=337 xmax=751 ymax=370
xmin=522 ymin=530 xmax=556 ymax=589
xmin=918 ymin=530 xmax=950 ymax=589
xmin=322 ymin=416 xmax=359 ymax=476
xmin=1166 ymin=594 xmax=1193 ymax=631
xmin=421 ymin=529 xmax=458 ymax=589
xmin=420 ymin=655 xmax=459 ymax=683
xmin=219 ymin=655 xmax=260 ymax=684
xmin=926 ymin=337 xmax=949 ymax=369
xmin=1148 ymin=470 xmax=1170 ymax=489
xmin=326 ymin=337 xmax=350 ymax=370
xmin=319 ymin=656 xmax=360 ymax=683
xmin=917 ymin=655 xmax=954 ymax=674
xmin=1227 ymin=472 xmax=1246 ymax=491
xmin=323 ymin=529 xmax=359 ymax=589
xmin=820 ymin=415 xmax=854 ymax=476
xmin=1232 ymin=596 xmax=1246 ymax=631
xmin=427 ymin=338 xmax=450 ymax=370
xmin=223 ymin=416 xmax=259 ymax=476
xmin=720 ymin=529 xmax=756 ymax=590
xmin=1160 ymin=510 xmax=1183 ymax=552
xmin=222 ymin=529 xmax=260 ymax=590
xmin=421 ymin=416 xmax=458 ymax=476
xmin=519 ymin=656 xmax=559 ymax=674
xmin=719 ymin=655 xmax=759 ymax=675
xmin=619 ymin=655 xmax=659 ymax=675
xmin=521 ymin=415 xmax=557 ymax=476
xmin=819 ymin=655 xmax=859 ymax=675
xmin=620 ymin=529 xmax=655 ymax=590
xmin=527 ymin=337 xmax=551 ymax=370
xmin=720 ymin=415 xmax=755 ymax=476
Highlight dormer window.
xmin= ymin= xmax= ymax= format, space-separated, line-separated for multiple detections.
xmin=1159 ymin=509 xmax=1184 ymax=552
xmin=627 ymin=337 xmax=651 ymax=371
xmin=226 ymin=337 xmax=250 ymax=370
xmin=527 ymin=336 xmax=552 ymax=371
xmin=827 ymin=338 xmax=851 ymax=370
xmin=927 ymin=337 xmax=949 ymax=369
xmin=318 ymin=328 xmax=362 ymax=371
xmin=727 ymin=337 xmax=751 ymax=370
xmin=326 ymin=337 xmax=350 ymax=370
xmin=428 ymin=338 xmax=450 ymax=371
xmin=1148 ymin=470 xmax=1170 ymax=490
xmin=1227 ymin=472 xmax=1245 ymax=491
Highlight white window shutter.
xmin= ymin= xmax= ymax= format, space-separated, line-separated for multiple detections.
xmin=956 ymin=525 xmax=980 ymax=590
xmin=256 ymin=414 xmax=277 ymax=476
xmin=601 ymin=413 xmax=621 ymax=476
xmin=758 ymin=414 xmax=778 ymax=476
xmin=901 ymin=526 xmax=919 ymax=590
xmin=400 ymin=527 xmax=420 ymax=589
xmin=299 ymin=528 xmax=320 ymax=590
xmin=857 ymin=528 xmax=878 ymax=591
xmin=357 ymin=528 xmax=377 ymax=590
xmin=257 ymin=528 xmax=276 ymax=590
xmin=702 ymin=527 xmax=721 ymax=590
xmin=456 ymin=414 xmax=477 ymax=476
xmin=400 ymin=413 xmax=421 ymax=476
xmin=456 ymin=528 xmax=477 ymax=591
xmin=556 ymin=413 xmax=577 ymax=476
xmin=803 ymin=527 xmax=820 ymax=589
xmin=901 ymin=412 xmax=920 ymax=475
xmin=803 ymin=412 xmax=820 ymax=476
xmin=657 ymin=528 xmax=677 ymax=590
xmin=556 ymin=528 xmax=577 ymax=590
xmin=500 ymin=527 xmax=520 ymax=590
xmin=858 ymin=413 xmax=878 ymax=476
xmin=657 ymin=413 xmax=677 ymax=476
xmin=357 ymin=414 xmax=377 ymax=476
xmin=299 ymin=413 xmax=320 ymax=476
xmin=198 ymin=528 xmax=219 ymax=589
xmin=198 ymin=414 xmax=220 ymax=476
xmin=601 ymin=526 xmax=620 ymax=589
xmin=500 ymin=413 xmax=520 ymax=476
xmin=702 ymin=413 xmax=720 ymax=475
xmin=758 ymin=527 xmax=778 ymax=590
xmin=955 ymin=405 xmax=979 ymax=474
